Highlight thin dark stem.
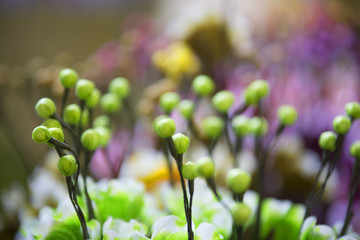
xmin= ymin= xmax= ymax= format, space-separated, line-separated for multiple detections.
xmin=124 ymin=98 xmax=136 ymax=134
xmin=223 ymin=113 xmax=235 ymax=156
xmin=61 ymin=88 xmax=70 ymax=118
xmin=161 ymin=144 xmax=174 ymax=187
xmin=206 ymin=178 xmax=230 ymax=211
xmin=230 ymin=104 xmax=249 ymax=120
xmin=189 ymin=179 xmax=194 ymax=210
xmin=83 ymin=149 xmax=95 ymax=220
xmin=51 ymin=113 xmax=78 ymax=139
xmin=254 ymin=136 xmax=264 ymax=240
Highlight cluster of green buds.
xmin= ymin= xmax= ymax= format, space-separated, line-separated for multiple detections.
xmin=100 ymin=77 xmax=131 ymax=113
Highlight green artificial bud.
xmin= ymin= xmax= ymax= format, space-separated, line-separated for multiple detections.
xmin=172 ymin=133 xmax=190 ymax=154
xmin=41 ymin=119 xmax=62 ymax=129
xmin=57 ymin=155 xmax=77 ymax=177
xmin=95 ymin=126 xmax=112 ymax=148
xmin=249 ymin=117 xmax=268 ymax=136
xmin=100 ymin=93 xmax=121 ymax=114
xmin=243 ymin=87 xmax=259 ymax=106
xmin=350 ymin=141 xmax=360 ymax=159
xmin=231 ymin=115 xmax=250 ymax=137
xmin=333 ymin=115 xmax=351 ymax=134
xmin=63 ymin=104 xmax=81 ymax=125
xmin=75 ymin=79 xmax=95 ymax=100
xmin=318 ymin=131 xmax=337 ymax=151
xmin=197 ymin=156 xmax=215 ymax=178
xmin=159 ymin=92 xmax=180 ymax=113
xmin=35 ymin=98 xmax=56 ymax=118
xmin=212 ymin=90 xmax=235 ymax=113
xmin=243 ymin=80 xmax=270 ymax=106
xmin=109 ymin=77 xmax=131 ymax=99
xmin=59 ymin=68 xmax=78 ymax=88
xmin=47 ymin=128 xmax=64 ymax=147
xmin=345 ymin=102 xmax=360 ymax=119
xmin=226 ymin=168 xmax=252 ymax=194
xmin=155 ymin=118 xmax=176 ymax=139
xmin=278 ymin=105 xmax=298 ymax=126
xmin=86 ymin=88 xmax=101 ymax=109
xmin=32 ymin=126 xmax=51 ymax=143
xmin=81 ymin=108 xmax=89 ymax=128
xmin=178 ymin=100 xmax=194 ymax=120
xmin=93 ymin=115 xmax=111 ymax=128
xmin=81 ymin=129 xmax=100 ymax=151
xmin=231 ymin=202 xmax=252 ymax=226
xmin=192 ymin=75 xmax=215 ymax=97
xmin=182 ymin=162 xmax=198 ymax=180
xmin=202 ymin=116 xmax=224 ymax=139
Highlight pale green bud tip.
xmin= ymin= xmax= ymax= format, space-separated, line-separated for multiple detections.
xmin=35 ymin=98 xmax=56 ymax=118
xmin=47 ymin=128 xmax=64 ymax=147
xmin=75 ymin=79 xmax=95 ymax=100
xmin=178 ymin=100 xmax=194 ymax=120
xmin=59 ymin=68 xmax=78 ymax=88
xmin=212 ymin=90 xmax=235 ymax=113
xmin=81 ymin=129 xmax=100 ymax=151
xmin=95 ymin=126 xmax=112 ymax=148
xmin=41 ymin=119 xmax=62 ymax=129
xmin=231 ymin=202 xmax=252 ymax=226
xmin=182 ymin=162 xmax=198 ymax=180
xmin=249 ymin=117 xmax=268 ymax=136
xmin=333 ymin=115 xmax=351 ymax=134
xmin=172 ymin=133 xmax=190 ymax=154
xmin=345 ymin=102 xmax=360 ymax=119
xmin=155 ymin=118 xmax=176 ymax=138
xmin=93 ymin=115 xmax=111 ymax=128
xmin=57 ymin=155 xmax=77 ymax=177
xmin=109 ymin=77 xmax=131 ymax=98
xmin=86 ymin=88 xmax=101 ymax=109
xmin=278 ymin=105 xmax=298 ymax=126
xmin=318 ymin=131 xmax=337 ymax=151
xmin=202 ymin=116 xmax=224 ymax=139
xmin=32 ymin=126 xmax=51 ymax=143
xmin=100 ymin=93 xmax=121 ymax=113
xmin=159 ymin=92 xmax=180 ymax=113
xmin=226 ymin=168 xmax=252 ymax=194
xmin=192 ymin=75 xmax=215 ymax=96
xmin=231 ymin=115 xmax=250 ymax=137
xmin=63 ymin=104 xmax=81 ymax=125
xmin=350 ymin=141 xmax=360 ymax=159
xmin=197 ymin=156 xmax=215 ymax=178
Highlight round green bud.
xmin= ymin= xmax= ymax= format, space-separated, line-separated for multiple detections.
xmin=250 ymin=80 xmax=269 ymax=99
xmin=93 ymin=115 xmax=111 ymax=128
xmin=109 ymin=77 xmax=130 ymax=99
xmin=47 ymin=128 xmax=64 ymax=147
xmin=59 ymin=68 xmax=78 ymax=88
xmin=197 ymin=156 xmax=215 ymax=179
xmin=32 ymin=126 xmax=51 ymax=143
xmin=100 ymin=93 xmax=121 ymax=114
xmin=202 ymin=116 xmax=224 ymax=139
xmin=57 ymin=155 xmax=77 ymax=177
xmin=75 ymin=79 xmax=95 ymax=100
xmin=172 ymin=133 xmax=190 ymax=154
xmin=333 ymin=115 xmax=351 ymax=134
xmin=95 ymin=126 xmax=112 ymax=148
xmin=155 ymin=118 xmax=176 ymax=139
xmin=231 ymin=202 xmax=252 ymax=226
xmin=231 ymin=115 xmax=250 ymax=137
xmin=192 ymin=75 xmax=215 ymax=97
xmin=86 ymin=88 xmax=101 ymax=109
xmin=350 ymin=141 xmax=360 ymax=159
xmin=226 ymin=168 xmax=252 ymax=194
xmin=243 ymin=87 xmax=259 ymax=106
xmin=249 ymin=117 xmax=268 ymax=136
xmin=345 ymin=102 xmax=360 ymax=119
xmin=159 ymin=92 xmax=180 ymax=113
xmin=318 ymin=131 xmax=337 ymax=151
xmin=35 ymin=98 xmax=56 ymax=118
xmin=277 ymin=105 xmax=298 ymax=126
xmin=182 ymin=162 xmax=198 ymax=180
xmin=63 ymin=104 xmax=81 ymax=125
xmin=41 ymin=119 xmax=62 ymax=129
xmin=178 ymin=100 xmax=194 ymax=120
xmin=212 ymin=90 xmax=235 ymax=113
xmin=80 ymin=108 xmax=89 ymax=128
xmin=81 ymin=129 xmax=100 ymax=151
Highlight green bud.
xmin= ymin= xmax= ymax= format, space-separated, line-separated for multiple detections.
xmin=182 ymin=162 xmax=198 ymax=180
xmin=63 ymin=104 xmax=81 ymax=125
xmin=57 ymin=155 xmax=77 ymax=177
xmin=231 ymin=202 xmax=252 ymax=226
xmin=75 ymin=79 xmax=95 ymax=100
xmin=277 ymin=105 xmax=298 ymax=126
xmin=178 ymin=100 xmax=194 ymax=120
xmin=202 ymin=116 xmax=224 ymax=139
xmin=212 ymin=90 xmax=235 ymax=113
xmin=243 ymin=87 xmax=259 ymax=106
xmin=192 ymin=75 xmax=215 ymax=97
xmin=46 ymin=128 xmax=64 ymax=147
xmin=41 ymin=119 xmax=62 ymax=129
xmin=155 ymin=118 xmax=176 ymax=138
xmin=32 ymin=126 xmax=51 ymax=143
xmin=226 ymin=168 xmax=252 ymax=194
xmin=81 ymin=129 xmax=100 ymax=151
xmin=59 ymin=68 xmax=78 ymax=88
xmin=231 ymin=115 xmax=250 ymax=137
xmin=249 ymin=117 xmax=268 ymax=136
xmin=244 ymin=80 xmax=269 ymax=105
xmin=197 ymin=156 xmax=215 ymax=178
xmin=333 ymin=115 xmax=351 ymax=134
xmin=35 ymin=98 xmax=56 ymax=118
xmin=172 ymin=133 xmax=190 ymax=154
xmin=109 ymin=77 xmax=130 ymax=99
xmin=93 ymin=115 xmax=111 ymax=128
xmin=81 ymin=108 xmax=89 ymax=128
xmin=86 ymin=88 xmax=101 ymax=109
xmin=159 ymin=92 xmax=180 ymax=113
xmin=350 ymin=141 xmax=360 ymax=159
xmin=100 ymin=93 xmax=121 ymax=114
xmin=345 ymin=102 xmax=360 ymax=119
xmin=95 ymin=126 xmax=112 ymax=148
xmin=318 ymin=131 xmax=337 ymax=151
